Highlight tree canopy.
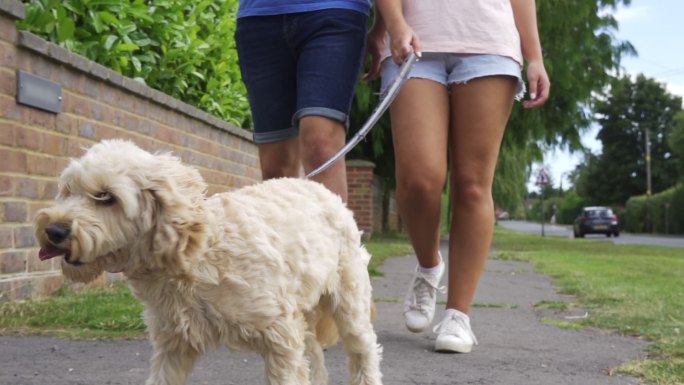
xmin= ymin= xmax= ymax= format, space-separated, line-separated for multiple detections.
xmin=494 ymin=0 xmax=635 ymax=211
xmin=576 ymin=75 xmax=682 ymax=205
xmin=670 ymin=111 xmax=684 ymax=181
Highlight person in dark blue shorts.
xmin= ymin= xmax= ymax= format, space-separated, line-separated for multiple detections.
xmin=235 ymin=0 xmax=371 ymax=201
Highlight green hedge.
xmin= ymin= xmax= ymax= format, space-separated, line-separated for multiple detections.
xmin=525 ymin=195 xmax=561 ymax=223
xmin=18 ymin=0 xmax=251 ymax=128
xmin=555 ymin=191 xmax=586 ymax=225
xmin=624 ymin=183 xmax=684 ymax=234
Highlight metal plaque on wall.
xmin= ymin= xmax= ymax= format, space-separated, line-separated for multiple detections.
xmin=16 ymin=71 xmax=62 ymax=113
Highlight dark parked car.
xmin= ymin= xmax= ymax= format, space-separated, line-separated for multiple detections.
xmin=573 ymin=206 xmax=620 ymax=238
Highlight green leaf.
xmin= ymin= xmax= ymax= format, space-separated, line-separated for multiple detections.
xmin=133 ymin=38 xmax=152 ymax=47
xmin=56 ymin=5 xmax=67 ymax=21
xmin=103 ymin=35 xmax=117 ymax=50
xmin=119 ymin=23 xmax=137 ymax=35
xmin=131 ymin=56 xmax=142 ymax=72
xmin=89 ymin=11 xmax=105 ymax=33
xmin=56 ymin=18 xmax=75 ymax=42
xmin=31 ymin=11 xmax=56 ymax=34
xmin=61 ymin=0 xmax=85 ymax=16
xmin=88 ymin=0 xmax=126 ymax=7
xmin=97 ymin=11 xmax=119 ymax=26
xmin=127 ymin=9 xmax=154 ymax=23
xmin=116 ymin=43 xmax=140 ymax=52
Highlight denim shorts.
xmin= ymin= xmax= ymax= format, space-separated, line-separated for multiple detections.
xmin=381 ymin=53 xmax=525 ymax=100
xmin=235 ymin=9 xmax=368 ymax=144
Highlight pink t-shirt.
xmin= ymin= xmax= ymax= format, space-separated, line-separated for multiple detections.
xmin=381 ymin=0 xmax=523 ymax=66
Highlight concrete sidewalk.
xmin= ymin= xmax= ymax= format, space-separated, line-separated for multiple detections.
xmin=0 ymin=245 xmax=646 ymax=385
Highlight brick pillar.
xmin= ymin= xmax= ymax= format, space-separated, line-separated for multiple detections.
xmin=387 ymin=189 xmax=403 ymax=232
xmin=346 ymin=160 xmax=375 ymax=240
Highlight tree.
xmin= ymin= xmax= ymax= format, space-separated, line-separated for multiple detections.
xmin=582 ymin=74 xmax=682 ymax=205
xmin=495 ymin=0 xmax=635 ymax=210
xmin=574 ymin=152 xmax=602 ymax=203
xmin=669 ymin=111 xmax=684 ymax=181
xmin=506 ymin=0 xmax=635 ymax=148
xmin=493 ymin=143 xmax=538 ymax=212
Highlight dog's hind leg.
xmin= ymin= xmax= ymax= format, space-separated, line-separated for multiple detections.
xmin=304 ymin=306 xmax=331 ymax=385
xmin=261 ymin=315 xmax=312 ymax=385
xmin=304 ymin=330 xmax=328 ymax=385
xmin=145 ymin=334 xmax=200 ymax=385
xmin=332 ymin=251 xmax=383 ymax=385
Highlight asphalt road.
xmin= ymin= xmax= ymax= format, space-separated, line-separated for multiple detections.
xmin=498 ymin=220 xmax=684 ymax=248
xmin=0 ymin=242 xmax=647 ymax=385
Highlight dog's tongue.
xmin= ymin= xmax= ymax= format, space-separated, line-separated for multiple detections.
xmin=39 ymin=247 xmax=65 ymax=261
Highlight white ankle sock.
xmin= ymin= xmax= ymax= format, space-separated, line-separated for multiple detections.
xmin=444 ymin=308 xmax=470 ymax=323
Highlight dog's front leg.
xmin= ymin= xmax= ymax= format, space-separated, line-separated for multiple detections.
xmin=261 ymin=319 xmax=311 ymax=385
xmin=262 ymin=348 xmax=311 ymax=385
xmin=145 ymin=336 xmax=200 ymax=385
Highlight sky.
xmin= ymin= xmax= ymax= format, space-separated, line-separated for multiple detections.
xmin=531 ymin=0 xmax=684 ymax=190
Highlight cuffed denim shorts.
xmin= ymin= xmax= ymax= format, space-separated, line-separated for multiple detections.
xmin=235 ymin=9 xmax=368 ymax=144
xmin=381 ymin=53 xmax=525 ymax=100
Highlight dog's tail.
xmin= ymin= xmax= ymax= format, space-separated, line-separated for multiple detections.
xmin=311 ymin=300 xmax=378 ymax=348
xmin=311 ymin=300 xmax=339 ymax=348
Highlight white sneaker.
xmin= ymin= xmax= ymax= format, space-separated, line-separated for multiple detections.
xmin=403 ymin=260 xmax=445 ymax=333
xmin=433 ymin=310 xmax=478 ymax=353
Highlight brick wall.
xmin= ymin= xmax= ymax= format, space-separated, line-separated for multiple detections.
xmin=347 ymin=160 xmax=375 ymax=239
xmin=0 ymin=2 xmax=262 ymax=302
xmin=371 ymin=176 xmax=402 ymax=234
xmin=386 ymin=190 xmax=402 ymax=232
xmin=0 ymin=1 xmax=385 ymax=302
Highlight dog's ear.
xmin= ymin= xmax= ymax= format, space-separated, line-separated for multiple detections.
xmin=144 ymin=154 xmax=208 ymax=275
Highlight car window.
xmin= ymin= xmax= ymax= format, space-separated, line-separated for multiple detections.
xmin=586 ymin=209 xmax=612 ymax=218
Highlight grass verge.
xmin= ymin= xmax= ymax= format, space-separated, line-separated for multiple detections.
xmin=364 ymin=232 xmax=413 ymax=277
xmin=0 ymin=282 xmax=145 ymax=339
xmin=492 ymin=226 xmax=684 ymax=384
xmin=0 ymin=233 xmax=412 ymax=339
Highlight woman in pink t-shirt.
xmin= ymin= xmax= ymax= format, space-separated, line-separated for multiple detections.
xmin=366 ymin=0 xmax=550 ymax=353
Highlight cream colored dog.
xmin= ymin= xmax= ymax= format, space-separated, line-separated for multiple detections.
xmin=34 ymin=139 xmax=382 ymax=385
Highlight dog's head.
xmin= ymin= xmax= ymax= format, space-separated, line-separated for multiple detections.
xmin=34 ymin=139 xmax=208 ymax=283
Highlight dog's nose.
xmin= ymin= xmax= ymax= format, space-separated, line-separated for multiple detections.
xmin=45 ymin=223 xmax=71 ymax=244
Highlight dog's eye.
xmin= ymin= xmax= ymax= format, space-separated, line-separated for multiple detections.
xmin=92 ymin=191 xmax=115 ymax=206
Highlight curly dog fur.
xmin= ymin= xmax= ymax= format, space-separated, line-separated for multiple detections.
xmin=34 ymin=140 xmax=382 ymax=385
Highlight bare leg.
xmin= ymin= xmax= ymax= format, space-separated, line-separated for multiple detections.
xmin=299 ymin=115 xmax=348 ymax=202
xmin=446 ymin=76 xmax=517 ymax=313
xmin=258 ymin=136 xmax=302 ymax=179
xmin=390 ymin=79 xmax=450 ymax=269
